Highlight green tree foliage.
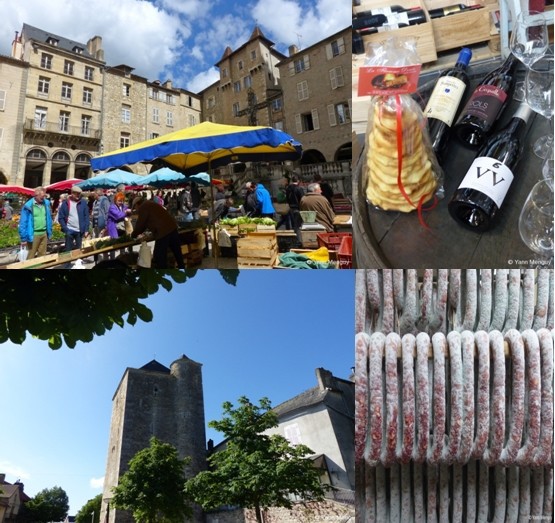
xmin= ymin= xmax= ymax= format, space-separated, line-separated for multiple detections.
xmin=111 ymin=437 xmax=192 ymax=523
xmin=0 ymin=270 xmax=238 ymax=349
xmin=184 ymin=397 xmax=328 ymax=523
xmin=22 ymin=485 xmax=69 ymax=523
xmin=75 ymin=493 xmax=102 ymax=523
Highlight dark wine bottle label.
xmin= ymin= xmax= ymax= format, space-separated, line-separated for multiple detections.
xmin=462 ymin=85 xmax=508 ymax=127
xmin=425 ymin=76 xmax=467 ymax=126
xmin=457 ymin=157 xmax=514 ymax=207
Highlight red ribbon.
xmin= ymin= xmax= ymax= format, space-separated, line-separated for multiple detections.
xmin=394 ymin=94 xmax=437 ymax=229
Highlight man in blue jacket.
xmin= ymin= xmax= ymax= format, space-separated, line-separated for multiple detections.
xmin=254 ymin=182 xmax=275 ymax=219
xmin=57 ymin=185 xmax=90 ymax=251
xmin=19 ymin=186 xmax=53 ymax=259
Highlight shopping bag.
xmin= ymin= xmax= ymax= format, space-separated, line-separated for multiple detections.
xmin=18 ymin=246 xmax=28 ymax=261
xmin=137 ymin=241 xmax=152 ymax=268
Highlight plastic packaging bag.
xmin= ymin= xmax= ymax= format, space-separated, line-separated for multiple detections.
xmin=361 ymin=38 xmax=444 ymax=215
xmin=18 ymin=246 xmax=28 ymax=262
xmin=137 ymin=241 xmax=152 ymax=268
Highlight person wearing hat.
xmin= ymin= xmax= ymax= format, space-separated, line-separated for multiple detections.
xmin=19 ymin=186 xmax=53 ymax=259
xmin=131 ymin=196 xmax=185 ymax=269
xmin=57 ymin=185 xmax=90 ymax=251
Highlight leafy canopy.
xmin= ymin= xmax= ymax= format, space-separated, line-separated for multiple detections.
xmin=21 ymin=485 xmax=69 ymax=523
xmin=0 ymin=269 xmax=238 ymax=349
xmin=111 ymin=437 xmax=192 ymax=523
xmin=184 ymin=397 xmax=328 ymax=522
xmin=75 ymin=493 xmax=102 ymax=523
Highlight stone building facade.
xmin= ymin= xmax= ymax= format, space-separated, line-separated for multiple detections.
xmin=100 ymin=356 xmax=206 ymax=523
xmin=276 ymin=27 xmax=352 ymax=164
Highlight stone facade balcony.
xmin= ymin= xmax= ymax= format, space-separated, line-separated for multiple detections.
xmin=23 ymin=118 xmax=101 ymax=146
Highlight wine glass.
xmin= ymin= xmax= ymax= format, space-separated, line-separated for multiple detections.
xmin=525 ymin=55 xmax=554 ymax=159
xmin=509 ymin=10 xmax=548 ymax=101
xmin=542 ymin=147 xmax=554 ymax=189
xmin=518 ymin=179 xmax=554 ymax=258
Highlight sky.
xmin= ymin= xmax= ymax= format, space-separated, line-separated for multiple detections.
xmin=0 ymin=0 xmax=351 ymax=93
xmin=0 ymin=270 xmax=355 ymax=516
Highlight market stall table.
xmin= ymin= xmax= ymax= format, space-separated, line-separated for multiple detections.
xmin=353 ymin=53 xmax=554 ymax=269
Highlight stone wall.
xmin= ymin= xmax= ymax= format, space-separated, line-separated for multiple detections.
xmin=206 ymin=500 xmax=354 ymax=523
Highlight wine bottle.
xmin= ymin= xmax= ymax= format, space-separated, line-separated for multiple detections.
xmin=448 ymin=102 xmax=533 ymax=231
xmin=429 ymin=4 xmax=483 ymax=18
xmin=355 ymin=5 xmax=411 ymax=17
xmin=425 ymin=48 xmax=473 ymax=155
xmin=352 ymin=9 xmax=427 ymax=30
xmin=453 ymin=54 xmax=519 ymax=146
xmin=359 ymin=23 xmax=409 ymax=35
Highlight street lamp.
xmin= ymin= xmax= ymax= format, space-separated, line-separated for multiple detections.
xmin=91 ymin=510 xmax=94 ymax=523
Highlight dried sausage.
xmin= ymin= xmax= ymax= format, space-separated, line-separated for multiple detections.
xmin=476 ymin=269 xmax=492 ymax=331
xmin=543 ymin=467 xmax=553 ymax=520
xmin=427 ymin=464 xmax=438 ymax=523
xmin=381 ymin=333 xmax=400 ymax=466
xmin=433 ymin=269 xmax=449 ymax=335
xmin=547 ymin=270 xmax=554 ymax=330
xmin=375 ymin=465 xmax=387 ymax=523
xmin=477 ymin=461 xmax=489 ymax=523
xmin=505 ymin=467 xmax=519 ymax=523
xmin=382 ymin=269 xmax=395 ymax=334
xmin=531 ymin=468 xmax=544 ymax=520
xmin=484 ymin=330 xmax=505 ymax=466
xmin=448 ymin=269 xmax=461 ymax=328
xmin=390 ymin=463 xmax=401 ymax=523
xmin=492 ymin=466 xmax=506 ymax=523
xmin=534 ymin=328 xmax=553 ymax=466
xmin=364 ymin=462 xmax=376 ymax=522
xmin=465 ymin=461 xmax=477 ymax=523
xmin=457 ymin=331 xmax=475 ymax=463
xmin=462 ymin=269 xmax=477 ymax=331
xmin=365 ymin=332 xmax=385 ymax=466
xmin=393 ymin=269 xmax=405 ymax=313
xmin=413 ymin=463 xmax=425 ymax=522
xmin=443 ymin=331 xmax=462 ymax=464
xmin=438 ymin=464 xmax=450 ymax=522
xmin=399 ymin=270 xmax=418 ymax=335
xmin=428 ymin=333 xmax=446 ymax=465
xmin=517 ymin=330 xmax=541 ymax=466
xmin=532 ymin=269 xmax=550 ymax=330
xmin=452 ymin=464 xmax=463 ymax=523
xmin=355 ymin=333 xmax=370 ymax=464
xmin=491 ymin=269 xmax=509 ymax=331
xmin=518 ymin=467 xmax=531 ymax=521
xmin=418 ymin=269 xmax=434 ymax=333
xmin=521 ymin=269 xmax=535 ymax=329
xmin=471 ymin=331 xmax=490 ymax=460
xmin=505 ymin=269 xmax=521 ymax=330
xmin=501 ymin=329 xmax=525 ymax=465
xmin=400 ymin=334 xmax=415 ymax=463
xmin=367 ymin=270 xmax=381 ymax=332
xmin=355 ymin=270 xmax=368 ymax=334
xmin=413 ymin=332 xmax=430 ymax=463
xmin=400 ymin=463 xmax=412 ymax=522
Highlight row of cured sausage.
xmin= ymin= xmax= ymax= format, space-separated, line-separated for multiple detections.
xmin=361 ymin=462 xmax=553 ymax=522
xmin=355 ymin=269 xmax=554 ymax=336
xmin=355 ymin=329 xmax=553 ymax=468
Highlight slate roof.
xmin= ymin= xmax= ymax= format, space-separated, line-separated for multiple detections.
xmin=21 ymin=23 xmax=95 ymax=59
xmin=140 ymin=360 xmax=170 ymax=373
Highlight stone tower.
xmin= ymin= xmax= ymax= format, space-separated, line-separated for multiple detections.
xmin=100 ymin=355 xmax=206 ymax=523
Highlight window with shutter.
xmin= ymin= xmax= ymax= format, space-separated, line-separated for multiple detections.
xmin=295 ymin=114 xmax=302 ymax=134
xmin=0 ymin=90 xmax=6 ymax=111
xmin=327 ymin=104 xmax=337 ymax=127
xmin=297 ymin=81 xmax=308 ymax=101
xmin=330 ymin=67 xmax=344 ymax=89
xmin=311 ymin=109 xmax=320 ymax=130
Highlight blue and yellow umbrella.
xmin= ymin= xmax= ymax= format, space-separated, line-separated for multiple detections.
xmin=90 ymin=121 xmax=303 ymax=174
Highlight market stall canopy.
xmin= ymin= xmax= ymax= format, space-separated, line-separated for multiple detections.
xmin=0 ymin=185 xmax=35 ymax=196
xmin=139 ymin=168 xmax=211 ymax=188
xmin=76 ymin=170 xmax=143 ymax=190
xmin=45 ymin=178 xmax=84 ymax=192
xmin=89 ymin=122 xmax=303 ymax=174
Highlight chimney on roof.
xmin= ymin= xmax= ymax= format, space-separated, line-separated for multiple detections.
xmin=288 ymin=44 xmax=299 ymax=57
xmin=316 ymin=368 xmax=335 ymax=391
xmin=163 ymin=79 xmax=172 ymax=89
xmin=87 ymin=35 xmax=104 ymax=61
xmin=0 ymin=474 xmax=5 ymax=483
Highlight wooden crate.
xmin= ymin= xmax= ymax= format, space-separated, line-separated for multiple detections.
xmin=354 ymin=0 xmax=438 ymax=63
xmin=426 ymin=0 xmax=499 ymax=52
xmin=237 ymin=232 xmax=278 ymax=268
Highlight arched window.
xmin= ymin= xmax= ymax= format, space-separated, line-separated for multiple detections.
xmin=52 ymin=151 xmax=70 ymax=162
xmin=75 ymin=153 xmax=91 ymax=163
xmin=26 ymin=149 xmax=46 ymax=160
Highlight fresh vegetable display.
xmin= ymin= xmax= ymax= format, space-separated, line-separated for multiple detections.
xmin=219 ymin=217 xmax=276 ymax=226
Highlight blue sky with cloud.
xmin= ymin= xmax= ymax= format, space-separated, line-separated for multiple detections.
xmin=0 ymin=0 xmax=351 ymax=92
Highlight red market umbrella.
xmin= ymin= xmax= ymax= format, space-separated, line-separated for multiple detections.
xmin=0 ymin=185 xmax=35 ymax=196
xmin=45 ymin=178 xmax=84 ymax=192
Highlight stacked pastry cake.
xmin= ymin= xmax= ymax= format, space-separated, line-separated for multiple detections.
xmin=366 ymin=101 xmax=437 ymax=212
